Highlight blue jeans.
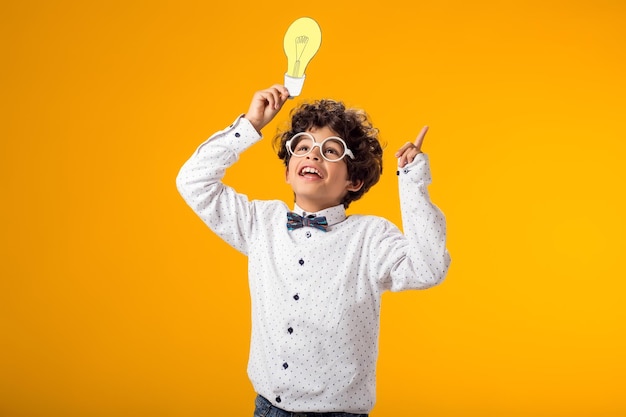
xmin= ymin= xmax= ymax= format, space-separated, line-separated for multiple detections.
xmin=253 ymin=395 xmax=369 ymax=417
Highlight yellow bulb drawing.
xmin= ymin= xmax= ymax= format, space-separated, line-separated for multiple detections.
xmin=283 ymin=17 xmax=322 ymax=97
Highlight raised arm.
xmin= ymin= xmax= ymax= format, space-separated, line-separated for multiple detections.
xmin=176 ymin=85 xmax=289 ymax=254
xmin=377 ymin=127 xmax=451 ymax=291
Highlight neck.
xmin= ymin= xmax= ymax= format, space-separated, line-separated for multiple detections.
xmin=294 ymin=198 xmax=341 ymax=213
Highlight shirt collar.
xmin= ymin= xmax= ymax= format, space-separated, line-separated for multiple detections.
xmin=293 ymin=203 xmax=347 ymax=227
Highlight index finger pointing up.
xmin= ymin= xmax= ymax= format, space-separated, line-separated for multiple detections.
xmin=414 ymin=125 xmax=429 ymax=151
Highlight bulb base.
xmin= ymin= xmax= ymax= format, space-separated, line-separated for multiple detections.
xmin=284 ymin=73 xmax=305 ymax=97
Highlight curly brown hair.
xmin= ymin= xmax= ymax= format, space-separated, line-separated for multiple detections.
xmin=273 ymin=99 xmax=383 ymax=208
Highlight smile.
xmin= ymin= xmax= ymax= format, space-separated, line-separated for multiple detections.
xmin=299 ymin=166 xmax=324 ymax=178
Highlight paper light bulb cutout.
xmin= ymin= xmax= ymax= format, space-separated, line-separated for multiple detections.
xmin=283 ymin=17 xmax=322 ymax=97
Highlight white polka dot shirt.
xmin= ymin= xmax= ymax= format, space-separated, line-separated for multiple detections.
xmin=176 ymin=116 xmax=451 ymax=413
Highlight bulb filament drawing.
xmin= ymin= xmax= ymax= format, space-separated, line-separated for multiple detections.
xmin=293 ymin=36 xmax=309 ymax=77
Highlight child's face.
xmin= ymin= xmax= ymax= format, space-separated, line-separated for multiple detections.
xmin=285 ymin=125 xmax=363 ymax=212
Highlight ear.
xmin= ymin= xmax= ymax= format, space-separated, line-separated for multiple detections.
xmin=346 ymin=179 xmax=364 ymax=192
xmin=285 ymin=167 xmax=290 ymax=183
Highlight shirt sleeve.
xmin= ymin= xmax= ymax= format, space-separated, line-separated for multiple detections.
xmin=379 ymin=153 xmax=451 ymax=292
xmin=175 ymin=115 xmax=261 ymax=255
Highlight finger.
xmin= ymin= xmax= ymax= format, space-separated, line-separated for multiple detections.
xmin=399 ymin=146 xmax=423 ymax=167
xmin=397 ymin=148 xmax=412 ymax=168
xmin=260 ymin=89 xmax=278 ymax=110
xmin=394 ymin=141 xmax=414 ymax=158
xmin=268 ymin=88 xmax=289 ymax=110
xmin=268 ymin=85 xmax=290 ymax=108
xmin=414 ymin=125 xmax=429 ymax=151
xmin=397 ymin=148 xmax=413 ymax=168
xmin=271 ymin=87 xmax=284 ymax=109
xmin=406 ymin=148 xmax=420 ymax=164
xmin=271 ymin=84 xmax=290 ymax=101
xmin=274 ymin=91 xmax=289 ymax=110
xmin=248 ymin=91 xmax=270 ymax=116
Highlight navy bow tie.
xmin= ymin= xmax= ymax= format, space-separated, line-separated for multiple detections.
xmin=286 ymin=212 xmax=328 ymax=232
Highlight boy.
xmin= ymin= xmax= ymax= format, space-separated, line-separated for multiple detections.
xmin=176 ymin=85 xmax=451 ymax=416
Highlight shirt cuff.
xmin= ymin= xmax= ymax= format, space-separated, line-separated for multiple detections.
xmin=198 ymin=114 xmax=262 ymax=155
xmin=396 ymin=153 xmax=432 ymax=185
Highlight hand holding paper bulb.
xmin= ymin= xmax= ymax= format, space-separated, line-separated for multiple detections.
xmin=283 ymin=17 xmax=322 ymax=97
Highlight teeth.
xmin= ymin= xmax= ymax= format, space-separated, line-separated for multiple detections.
xmin=300 ymin=167 xmax=322 ymax=177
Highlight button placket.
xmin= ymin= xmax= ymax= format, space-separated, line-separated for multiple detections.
xmin=283 ymin=237 xmax=315 ymax=397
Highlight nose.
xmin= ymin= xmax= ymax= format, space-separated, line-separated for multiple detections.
xmin=306 ymin=144 xmax=322 ymax=160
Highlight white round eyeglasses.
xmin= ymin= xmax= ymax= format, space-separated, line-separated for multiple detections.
xmin=285 ymin=132 xmax=355 ymax=162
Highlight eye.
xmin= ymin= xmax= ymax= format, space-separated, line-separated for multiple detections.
xmin=297 ymin=145 xmax=310 ymax=152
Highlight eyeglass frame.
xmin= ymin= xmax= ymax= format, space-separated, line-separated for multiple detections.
xmin=285 ymin=132 xmax=355 ymax=162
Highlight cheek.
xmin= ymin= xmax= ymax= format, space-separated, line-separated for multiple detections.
xmin=285 ymin=160 xmax=297 ymax=182
xmin=333 ymin=162 xmax=350 ymax=180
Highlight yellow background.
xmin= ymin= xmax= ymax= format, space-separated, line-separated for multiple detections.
xmin=1 ymin=0 xmax=625 ymax=416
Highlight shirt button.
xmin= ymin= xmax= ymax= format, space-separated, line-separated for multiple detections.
xmin=275 ymin=396 xmax=281 ymax=403
xmin=287 ymin=327 xmax=293 ymax=334
xmin=282 ymin=362 xmax=289 ymax=369
xmin=293 ymin=294 xmax=299 ymax=301
xmin=298 ymin=259 xmax=304 ymax=266
xmin=305 ymin=231 xmax=311 ymax=238
xmin=234 ymin=132 xmax=240 ymax=137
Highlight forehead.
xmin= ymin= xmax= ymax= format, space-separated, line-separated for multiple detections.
xmin=305 ymin=125 xmax=340 ymax=140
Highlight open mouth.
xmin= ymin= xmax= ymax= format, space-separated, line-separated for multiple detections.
xmin=299 ymin=166 xmax=323 ymax=178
